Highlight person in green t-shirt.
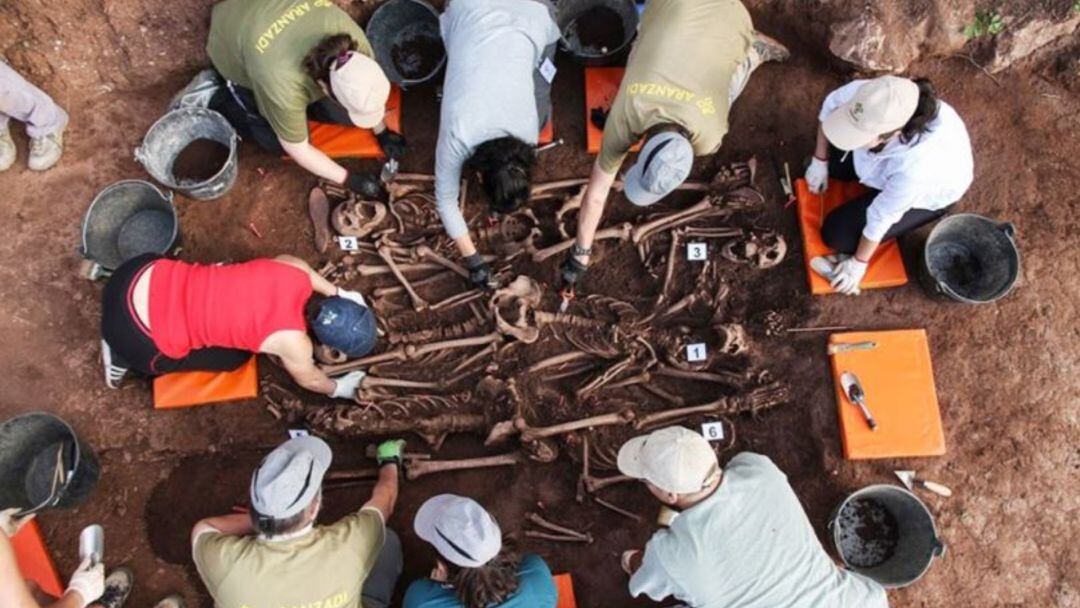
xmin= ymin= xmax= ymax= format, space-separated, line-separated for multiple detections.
xmin=172 ymin=0 xmax=406 ymax=198
xmin=191 ymin=436 xmax=406 ymax=608
xmin=557 ymin=0 xmax=788 ymax=295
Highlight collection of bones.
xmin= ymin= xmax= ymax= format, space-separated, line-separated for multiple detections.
xmin=264 ymin=158 xmax=791 ymax=532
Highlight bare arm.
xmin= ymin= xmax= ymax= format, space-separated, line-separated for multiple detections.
xmin=280 ymin=138 xmax=349 ymax=185
xmin=271 ymin=333 xmax=337 ymax=395
xmin=273 ymin=255 xmax=337 ymax=296
xmin=0 ymin=531 xmax=43 ymax=608
xmin=191 ymin=513 xmax=254 ymax=547
xmin=572 ymin=161 xmax=620 ymax=265
xmin=854 ymin=237 xmax=878 ymax=263
xmin=362 ymin=464 xmax=399 ymax=521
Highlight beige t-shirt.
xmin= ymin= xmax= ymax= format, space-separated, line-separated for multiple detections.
xmin=193 ymin=508 xmax=385 ymax=608
xmin=598 ymin=0 xmax=753 ymax=173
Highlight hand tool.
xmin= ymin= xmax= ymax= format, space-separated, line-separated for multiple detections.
xmin=771 ymin=156 xmax=796 ymax=208
xmin=536 ymin=138 xmax=564 ymax=153
xmin=78 ymin=524 xmax=104 ymax=566
xmin=840 ymin=371 xmax=878 ymax=430
xmin=828 ymin=341 xmax=878 ymax=355
xmin=379 ymin=158 xmax=399 ymax=184
xmin=895 ymin=470 xmax=953 ymax=497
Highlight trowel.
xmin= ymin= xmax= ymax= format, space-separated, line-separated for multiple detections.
xmin=840 ymin=371 xmax=877 ymax=431
xmin=895 ymin=470 xmax=953 ymax=497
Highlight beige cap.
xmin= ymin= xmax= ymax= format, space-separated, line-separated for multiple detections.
xmin=329 ymin=51 xmax=391 ymax=129
xmin=822 ymin=76 xmax=919 ymax=151
xmin=617 ymin=426 xmax=720 ymax=495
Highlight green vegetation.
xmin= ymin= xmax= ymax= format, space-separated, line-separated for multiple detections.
xmin=963 ymin=10 xmax=1005 ymax=39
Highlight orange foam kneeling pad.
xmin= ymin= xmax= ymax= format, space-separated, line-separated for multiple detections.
xmin=584 ymin=67 xmax=641 ymax=154
xmin=300 ymin=87 xmax=402 ymax=160
xmin=153 ymin=357 xmax=258 ymax=409
xmin=795 ymin=178 xmax=908 ymax=295
xmin=12 ymin=519 xmax=64 ymax=599
xmin=554 ymin=573 xmax=577 ymax=608
xmin=539 ymin=118 xmax=554 ymax=146
xmin=830 ymin=330 xmax=945 ymax=460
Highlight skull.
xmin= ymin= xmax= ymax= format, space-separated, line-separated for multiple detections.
xmin=332 ymin=199 xmax=388 ymax=238
xmin=490 ymin=275 xmax=543 ymax=343
xmin=715 ymin=323 xmax=748 ymax=356
xmin=721 ymin=230 xmax=787 ymax=269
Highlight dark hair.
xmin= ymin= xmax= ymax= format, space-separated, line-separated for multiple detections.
xmin=304 ymin=294 xmax=324 ymax=329
xmin=898 ymin=78 xmax=939 ymax=144
xmin=467 ymin=137 xmax=535 ymax=215
xmin=303 ymin=34 xmax=357 ymax=84
xmin=444 ymin=546 xmax=522 ymax=608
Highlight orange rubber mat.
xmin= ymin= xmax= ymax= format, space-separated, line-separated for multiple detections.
xmin=830 ymin=330 xmax=945 ymax=460
xmin=12 ymin=519 xmax=64 ymax=599
xmin=554 ymin=573 xmax=577 ymax=608
xmin=584 ymin=67 xmax=641 ymax=154
xmin=153 ymin=357 xmax=258 ymax=409
xmin=299 ymin=87 xmax=402 ymax=160
xmin=795 ymin=177 xmax=908 ymax=295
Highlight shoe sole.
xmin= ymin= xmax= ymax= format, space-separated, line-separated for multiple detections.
xmin=308 ymin=186 xmax=332 ymax=254
xmin=753 ymin=32 xmax=791 ymax=63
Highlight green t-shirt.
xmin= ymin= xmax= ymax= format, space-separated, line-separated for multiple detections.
xmin=193 ymin=508 xmax=385 ymax=608
xmin=206 ymin=0 xmax=373 ymax=143
xmin=597 ymin=0 xmax=753 ymax=173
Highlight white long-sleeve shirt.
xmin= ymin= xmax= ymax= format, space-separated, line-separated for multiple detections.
xmin=818 ymin=80 xmax=974 ymax=242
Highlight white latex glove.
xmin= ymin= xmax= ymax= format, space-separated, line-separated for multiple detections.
xmin=66 ymin=558 xmax=105 ymax=608
xmin=805 ymin=157 xmax=829 ymax=194
xmin=331 ymin=370 xmax=367 ymax=399
xmin=0 ymin=508 xmax=34 ymax=537
xmin=336 ymin=288 xmax=367 ymax=307
xmin=830 ymin=256 xmax=867 ymax=295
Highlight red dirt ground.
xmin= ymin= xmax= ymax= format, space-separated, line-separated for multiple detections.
xmin=1 ymin=2 xmax=1078 ymax=608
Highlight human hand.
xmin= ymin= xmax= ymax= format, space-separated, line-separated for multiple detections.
xmin=620 ymin=549 xmax=643 ymax=575
xmin=464 ymin=254 xmax=499 ymax=291
xmin=559 ymin=254 xmax=588 ymax=289
xmin=430 ymin=560 xmax=449 ymax=582
xmin=336 ymin=288 xmax=367 ymax=307
xmin=65 ymin=558 xmax=105 ymax=608
xmin=330 ymin=371 xmax=367 ymax=399
xmin=0 ymin=508 xmax=33 ymax=537
xmin=375 ymin=439 xmax=405 ymax=467
xmin=375 ymin=130 xmax=407 ymax=160
xmin=345 ymin=171 xmax=383 ymax=198
xmin=830 ymin=256 xmax=867 ymax=295
xmin=805 ymin=157 xmax=829 ymax=194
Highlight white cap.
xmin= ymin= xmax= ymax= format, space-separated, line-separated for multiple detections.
xmin=822 ymin=76 xmax=919 ymax=151
xmin=250 ymin=436 xmax=331 ymax=519
xmin=623 ymin=131 xmax=694 ymax=207
xmin=329 ymin=51 xmax=391 ymax=129
xmin=617 ymin=426 xmax=719 ymax=495
xmin=414 ymin=494 xmax=502 ymax=568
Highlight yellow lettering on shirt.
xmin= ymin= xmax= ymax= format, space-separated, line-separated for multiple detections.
xmin=275 ymin=591 xmax=351 ymax=608
xmin=696 ymin=96 xmax=716 ymax=116
xmin=255 ymin=1 xmax=314 ymax=54
xmin=627 ymin=82 xmax=699 ymax=105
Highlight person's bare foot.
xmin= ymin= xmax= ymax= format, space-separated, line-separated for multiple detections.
xmin=308 ymin=186 xmax=332 ymax=253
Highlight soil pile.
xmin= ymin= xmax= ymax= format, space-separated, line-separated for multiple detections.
xmin=566 ymin=6 xmax=625 ymax=56
xmin=837 ymin=498 xmax=900 ymax=568
xmin=392 ymin=24 xmax=444 ymax=80
xmin=171 ymin=138 xmax=229 ymax=184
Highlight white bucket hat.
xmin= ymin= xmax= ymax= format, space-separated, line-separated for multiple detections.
xmin=414 ymin=494 xmax=502 ymax=568
xmin=617 ymin=426 xmax=719 ymax=495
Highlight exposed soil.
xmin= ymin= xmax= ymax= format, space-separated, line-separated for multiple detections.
xmin=0 ymin=1 xmax=1078 ymax=608
xmin=837 ymin=497 xmax=900 ymax=569
xmin=170 ymin=138 xmax=229 ymax=185
xmin=566 ymin=6 xmax=627 ymax=56
xmin=391 ymin=24 xmax=444 ymax=81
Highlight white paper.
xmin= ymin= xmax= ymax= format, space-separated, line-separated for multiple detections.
xmin=686 ymin=242 xmax=707 ymax=261
xmin=686 ymin=343 xmax=707 ymax=362
xmin=337 ymin=236 xmax=359 ymax=251
xmin=701 ymin=421 xmax=725 ymax=441
xmin=539 ymin=58 xmax=557 ymax=84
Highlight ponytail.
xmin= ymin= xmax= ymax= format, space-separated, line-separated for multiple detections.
xmin=899 ymin=78 xmax=940 ymax=144
xmin=303 ymin=34 xmax=358 ymax=83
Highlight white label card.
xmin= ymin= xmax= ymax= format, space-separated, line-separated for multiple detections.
xmin=701 ymin=421 xmax=725 ymax=441
xmin=287 ymin=429 xmax=310 ymax=439
xmin=686 ymin=343 xmax=707 ymax=362
xmin=539 ymin=58 xmax=557 ymax=84
xmin=686 ymin=242 xmax=707 ymax=261
xmin=337 ymin=236 xmax=359 ymax=251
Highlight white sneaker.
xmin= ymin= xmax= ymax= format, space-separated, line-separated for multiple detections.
xmin=0 ymin=125 xmax=15 ymax=172
xmin=28 ymin=128 xmax=63 ymax=171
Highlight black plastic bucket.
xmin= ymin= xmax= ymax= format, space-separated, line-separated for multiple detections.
xmin=829 ymin=484 xmax=945 ymax=588
xmin=919 ymin=213 xmax=1020 ymax=304
xmin=135 ymin=107 xmax=239 ymax=200
xmin=80 ymin=179 xmax=178 ymax=275
xmin=0 ymin=413 xmax=100 ymax=515
xmin=367 ymin=0 xmax=446 ymax=86
xmin=557 ymin=0 xmax=638 ymax=65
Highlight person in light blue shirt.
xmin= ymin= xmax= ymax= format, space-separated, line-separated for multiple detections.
xmin=403 ymin=494 xmax=558 ymax=608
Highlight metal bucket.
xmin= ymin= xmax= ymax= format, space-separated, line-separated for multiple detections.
xmin=80 ymin=179 xmax=178 ymax=277
xmin=368 ymin=0 xmax=446 ymax=86
xmin=557 ymin=0 xmax=639 ymax=65
xmin=919 ymin=213 xmax=1020 ymax=304
xmin=0 ymin=413 xmax=100 ymax=516
xmin=135 ymin=107 xmax=238 ymax=200
xmin=829 ymin=484 xmax=946 ymax=588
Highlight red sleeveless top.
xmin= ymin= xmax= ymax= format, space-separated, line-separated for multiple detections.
xmin=146 ymin=259 xmax=312 ymax=358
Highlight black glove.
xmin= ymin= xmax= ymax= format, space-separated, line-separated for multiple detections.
xmin=589 ymin=107 xmax=609 ymax=130
xmin=559 ymin=254 xmax=588 ymax=289
xmin=345 ymin=171 xmax=383 ymax=198
xmin=464 ymin=253 xmax=499 ymax=291
xmin=375 ymin=129 xmax=407 ymax=160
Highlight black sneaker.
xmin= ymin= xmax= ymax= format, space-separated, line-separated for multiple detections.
xmin=88 ymin=568 xmax=134 ymax=608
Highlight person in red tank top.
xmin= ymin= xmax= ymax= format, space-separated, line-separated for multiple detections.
xmin=101 ymin=254 xmax=375 ymax=399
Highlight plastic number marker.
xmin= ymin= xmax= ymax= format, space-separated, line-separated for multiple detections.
xmin=687 ymin=242 xmax=707 ymax=261
xmin=338 ymin=236 xmax=359 ymax=251
xmin=686 ymin=343 xmax=707 ymax=362
xmin=701 ymin=421 xmax=725 ymax=441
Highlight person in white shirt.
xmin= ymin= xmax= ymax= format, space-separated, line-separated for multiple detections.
xmin=804 ymin=76 xmax=973 ymax=295
xmin=616 ymin=426 xmax=889 ymax=608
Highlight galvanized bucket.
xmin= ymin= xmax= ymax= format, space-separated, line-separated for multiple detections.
xmin=557 ymin=0 xmax=639 ymax=65
xmin=919 ymin=213 xmax=1020 ymax=304
xmin=367 ymin=0 xmax=446 ymax=86
xmin=80 ymin=179 xmax=178 ymax=279
xmin=135 ymin=107 xmax=238 ymax=200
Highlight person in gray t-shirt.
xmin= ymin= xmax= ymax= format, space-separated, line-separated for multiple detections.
xmin=617 ymin=426 xmax=890 ymax=608
xmin=434 ymin=0 xmax=560 ymax=290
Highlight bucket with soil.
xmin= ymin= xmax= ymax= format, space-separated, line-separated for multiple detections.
xmin=830 ymin=484 xmax=945 ymax=588
xmin=0 ymin=413 xmax=100 ymax=516
xmin=368 ymin=0 xmax=446 ymax=86
xmin=919 ymin=213 xmax=1020 ymax=304
xmin=135 ymin=107 xmax=238 ymax=200
xmin=558 ymin=0 xmax=639 ymax=65
xmin=80 ymin=179 xmax=178 ymax=277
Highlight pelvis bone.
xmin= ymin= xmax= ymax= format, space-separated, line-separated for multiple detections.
xmin=491 ymin=275 xmax=543 ymax=343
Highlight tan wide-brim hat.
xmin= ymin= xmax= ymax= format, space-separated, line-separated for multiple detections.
xmin=617 ymin=426 xmax=719 ymax=495
xmin=329 ymin=51 xmax=391 ymax=129
xmin=822 ymin=76 xmax=920 ymax=151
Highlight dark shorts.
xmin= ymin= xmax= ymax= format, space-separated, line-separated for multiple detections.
xmin=101 ymin=254 xmax=250 ymax=376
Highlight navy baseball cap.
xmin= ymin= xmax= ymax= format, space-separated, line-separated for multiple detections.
xmin=311 ymin=297 xmax=377 ymax=357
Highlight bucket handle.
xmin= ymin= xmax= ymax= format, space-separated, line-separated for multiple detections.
xmin=134 ymin=145 xmax=148 ymax=168
xmin=998 ymin=222 xmax=1016 ymax=240
xmin=932 ymin=538 xmax=947 ymax=559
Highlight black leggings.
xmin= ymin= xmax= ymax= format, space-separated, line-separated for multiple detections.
xmin=101 ymin=254 xmax=251 ymax=376
xmin=820 ymin=146 xmax=949 ymax=254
